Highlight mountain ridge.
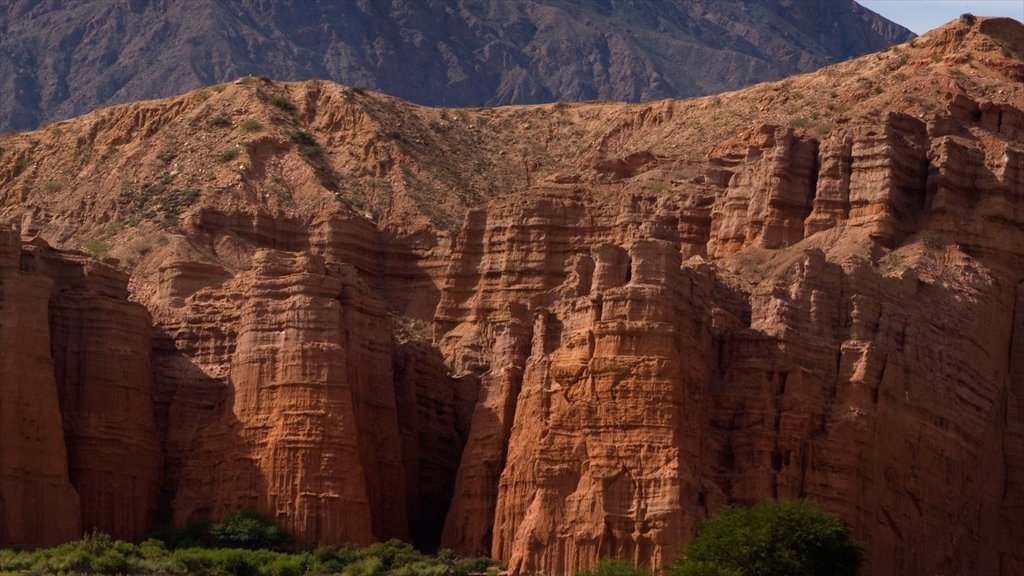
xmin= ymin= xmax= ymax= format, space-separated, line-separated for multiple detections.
xmin=0 ymin=0 xmax=913 ymax=131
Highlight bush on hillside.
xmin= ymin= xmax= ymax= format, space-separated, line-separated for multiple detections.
xmin=669 ymin=500 xmax=862 ymax=576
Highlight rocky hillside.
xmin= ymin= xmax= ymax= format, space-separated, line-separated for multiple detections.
xmin=0 ymin=0 xmax=913 ymax=131
xmin=2 ymin=14 xmax=1024 ymax=576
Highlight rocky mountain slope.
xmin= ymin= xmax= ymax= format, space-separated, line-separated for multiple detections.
xmin=2 ymin=14 xmax=1024 ymax=576
xmin=0 ymin=0 xmax=913 ymax=132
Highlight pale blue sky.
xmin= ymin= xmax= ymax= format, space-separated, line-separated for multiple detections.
xmin=858 ymin=0 xmax=1023 ymax=34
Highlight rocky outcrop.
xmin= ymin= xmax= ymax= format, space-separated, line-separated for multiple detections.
xmin=158 ymin=250 xmax=404 ymax=544
xmin=432 ymin=95 xmax=1024 ymax=573
xmin=0 ymin=229 xmax=159 ymax=546
xmin=0 ymin=231 xmax=81 ymax=548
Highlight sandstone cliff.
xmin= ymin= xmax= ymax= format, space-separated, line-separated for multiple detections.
xmin=0 ymin=15 xmax=1023 ymax=576
xmin=0 ymin=230 xmax=160 ymax=546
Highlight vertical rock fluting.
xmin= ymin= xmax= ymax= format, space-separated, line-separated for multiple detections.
xmin=40 ymin=249 xmax=161 ymax=542
xmin=707 ymin=126 xmax=819 ymax=257
xmin=493 ymin=240 xmax=713 ymax=575
xmin=0 ymin=231 xmax=160 ymax=547
xmin=150 ymin=210 xmax=467 ymax=548
xmin=167 ymin=249 xmax=405 ymax=544
xmin=435 ymin=106 xmax=1024 ymax=574
xmin=0 ymin=232 xmax=81 ymax=548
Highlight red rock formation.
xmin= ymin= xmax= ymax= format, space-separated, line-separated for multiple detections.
xmin=162 ymin=250 xmax=403 ymax=544
xmin=0 ymin=231 xmax=81 ymax=548
xmin=1 ymin=16 xmax=1023 ymax=576
xmin=0 ymin=230 xmax=159 ymax=547
xmin=437 ymin=100 xmax=1024 ymax=574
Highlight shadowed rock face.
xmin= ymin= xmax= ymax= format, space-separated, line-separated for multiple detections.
xmin=0 ymin=0 xmax=913 ymax=131
xmin=1 ymin=16 xmax=1024 ymax=576
xmin=0 ymin=231 xmax=160 ymax=546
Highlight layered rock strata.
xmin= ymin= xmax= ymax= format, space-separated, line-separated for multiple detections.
xmin=0 ymin=230 xmax=159 ymax=545
xmin=1 ymin=18 xmax=1023 ymax=576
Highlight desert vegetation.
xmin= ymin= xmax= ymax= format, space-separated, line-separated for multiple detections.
xmin=0 ymin=512 xmax=497 ymax=576
xmin=576 ymin=500 xmax=862 ymax=576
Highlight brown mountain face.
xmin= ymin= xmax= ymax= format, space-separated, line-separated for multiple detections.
xmin=2 ymin=14 xmax=1024 ymax=576
xmin=0 ymin=0 xmax=913 ymax=132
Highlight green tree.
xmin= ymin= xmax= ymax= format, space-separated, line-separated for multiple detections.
xmin=670 ymin=500 xmax=862 ymax=576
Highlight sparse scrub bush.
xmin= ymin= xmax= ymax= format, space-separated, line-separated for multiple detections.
xmin=207 ymin=114 xmax=232 ymax=128
xmin=85 ymin=238 xmax=110 ymax=259
xmin=242 ymin=119 xmax=263 ymax=132
xmin=787 ymin=117 xmax=814 ymax=129
xmin=269 ymin=94 xmax=297 ymax=111
xmin=289 ymin=130 xmax=323 ymax=157
xmin=218 ymin=148 xmax=240 ymax=163
xmin=960 ymin=12 xmax=976 ymax=26
xmin=14 ymin=156 xmax=28 ymax=176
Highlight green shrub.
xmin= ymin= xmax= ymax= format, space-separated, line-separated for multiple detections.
xmin=269 ymin=95 xmax=296 ymax=111
xmin=218 ymin=548 xmax=261 ymax=576
xmin=209 ymin=510 xmax=291 ymax=550
xmin=289 ymin=130 xmax=323 ymax=157
xmin=310 ymin=544 xmax=359 ymax=573
xmin=0 ymin=528 xmax=498 ymax=576
xmin=14 ymin=156 xmax=28 ymax=176
xmin=452 ymin=556 xmax=496 ymax=576
xmin=261 ymin=553 xmax=308 ymax=576
xmin=218 ymin=148 xmax=240 ymax=163
xmin=148 ymin=519 xmax=212 ymax=549
xmin=0 ymin=549 xmax=32 ymax=572
xmin=92 ymin=548 xmax=132 ymax=574
xmin=577 ymin=558 xmax=651 ymax=576
xmin=208 ymin=114 xmax=232 ymax=128
xmin=669 ymin=500 xmax=862 ymax=576
xmin=242 ymin=119 xmax=263 ymax=132
xmin=362 ymin=539 xmax=423 ymax=570
xmin=342 ymin=555 xmax=383 ymax=576
xmin=671 ymin=560 xmax=743 ymax=576
xmin=85 ymin=238 xmax=110 ymax=259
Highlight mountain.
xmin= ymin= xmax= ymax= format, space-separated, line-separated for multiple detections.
xmin=0 ymin=0 xmax=913 ymax=132
xmin=2 ymin=13 xmax=1024 ymax=576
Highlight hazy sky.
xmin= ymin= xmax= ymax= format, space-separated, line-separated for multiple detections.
xmin=858 ymin=0 xmax=1023 ymax=34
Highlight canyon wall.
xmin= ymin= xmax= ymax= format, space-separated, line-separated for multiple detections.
xmin=2 ymin=104 xmax=1023 ymax=574
xmin=0 ymin=230 xmax=159 ymax=546
xmin=434 ymin=109 xmax=1024 ymax=575
xmin=1 ymin=18 xmax=1023 ymax=576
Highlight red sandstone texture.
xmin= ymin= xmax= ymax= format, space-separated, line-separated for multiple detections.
xmin=1 ymin=16 xmax=1023 ymax=576
xmin=0 ymin=230 xmax=159 ymax=546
